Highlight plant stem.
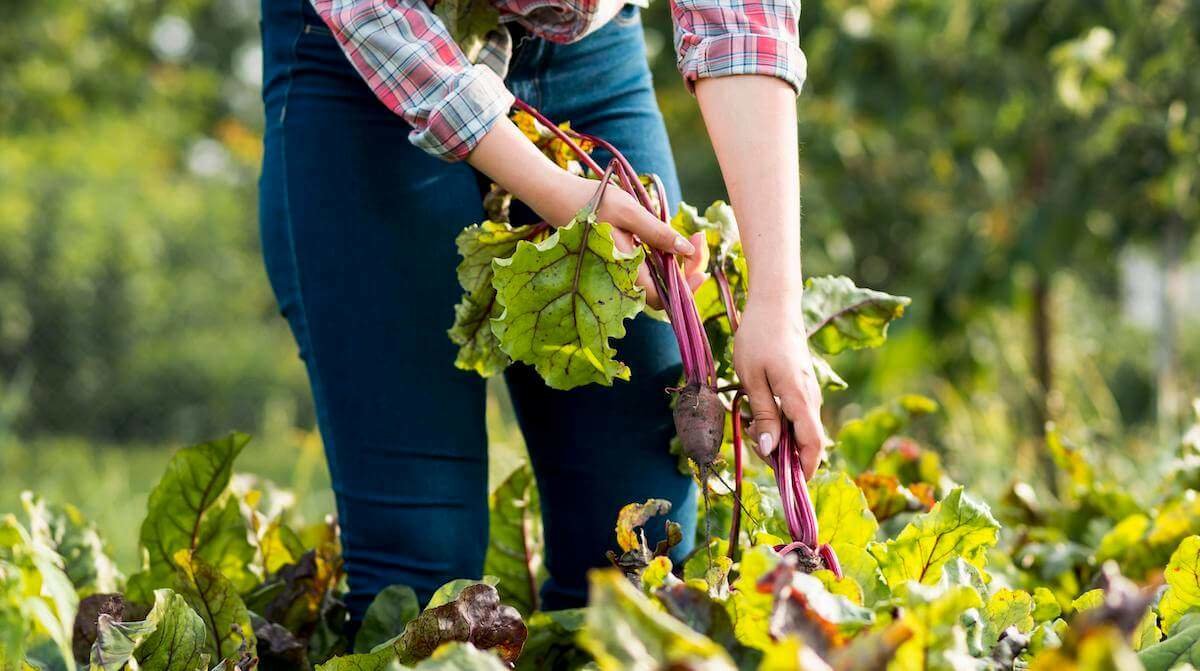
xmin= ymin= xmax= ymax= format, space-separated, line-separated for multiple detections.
xmin=728 ymin=391 xmax=746 ymax=562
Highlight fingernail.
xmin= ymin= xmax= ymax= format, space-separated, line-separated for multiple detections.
xmin=757 ymin=433 xmax=774 ymax=458
xmin=674 ymin=237 xmax=695 ymax=255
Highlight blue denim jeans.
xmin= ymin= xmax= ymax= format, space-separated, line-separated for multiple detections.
xmin=258 ymin=0 xmax=697 ymax=620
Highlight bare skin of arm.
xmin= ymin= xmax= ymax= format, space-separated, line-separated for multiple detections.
xmin=695 ymin=74 xmax=829 ymax=478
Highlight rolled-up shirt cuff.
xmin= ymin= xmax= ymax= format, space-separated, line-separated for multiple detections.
xmin=679 ymin=33 xmax=807 ymax=95
xmin=410 ymin=65 xmax=516 ymax=162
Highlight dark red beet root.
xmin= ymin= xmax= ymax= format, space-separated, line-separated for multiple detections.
xmin=775 ymin=542 xmax=824 ymax=573
xmin=673 ymin=383 xmax=725 ymax=466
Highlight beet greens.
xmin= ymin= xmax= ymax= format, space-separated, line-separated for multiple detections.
xmin=448 ymin=101 xmax=912 ymax=572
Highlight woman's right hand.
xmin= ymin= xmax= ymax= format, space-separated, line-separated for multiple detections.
xmin=468 ymin=118 xmax=707 ymax=307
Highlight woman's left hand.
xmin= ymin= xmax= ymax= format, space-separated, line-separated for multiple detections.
xmin=733 ymin=291 xmax=830 ymax=479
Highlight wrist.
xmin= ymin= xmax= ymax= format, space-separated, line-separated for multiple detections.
xmin=748 ymin=264 xmax=803 ymax=304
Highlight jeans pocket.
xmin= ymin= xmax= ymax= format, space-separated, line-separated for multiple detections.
xmin=613 ymin=4 xmax=641 ymax=27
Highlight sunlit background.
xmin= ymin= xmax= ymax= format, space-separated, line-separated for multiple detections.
xmin=2 ymin=0 xmax=1197 ymax=570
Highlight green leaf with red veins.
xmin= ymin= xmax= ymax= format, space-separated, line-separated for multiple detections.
xmin=490 ymin=207 xmax=645 ymax=390
xmin=801 ymin=276 xmax=910 ymax=356
xmin=869 ymin=487 xmax=1000 ymax=589
xmin=132 ymin=589 xmax=209 ymax=671
xmin=89 ymin=589 xmax=208 ymax=671
xmin=450 ymin=222 xmax=537 ymax=377
xmin=173 ymin=551 xmax=256 ymax=662
xmin=483 ymin=463 xmax=545 ymax=617
xmin=126 ymin=433 xmax=256 ymax=603
xmin=1159 ymin=535 xmax=1200 ymax=634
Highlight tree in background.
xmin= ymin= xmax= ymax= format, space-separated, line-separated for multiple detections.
xmin=0 ymin=0 xmax=308 ymax=441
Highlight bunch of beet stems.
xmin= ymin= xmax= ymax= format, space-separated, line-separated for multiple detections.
xmin=714 ymin=273 xmax=840 ymax=577
xmin=512 ymin=99 xmax=839 ymax=578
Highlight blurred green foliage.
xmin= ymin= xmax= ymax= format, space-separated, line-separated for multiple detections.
xmin=0 ymin=0 xmax=1197 ymax=500
xmin=0 ymin=0 xmax=309 ymax=440
xmin=648 ymin=0 xmax=1198 ymax=482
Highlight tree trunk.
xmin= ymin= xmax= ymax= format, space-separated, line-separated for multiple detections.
xmin=1031 ymin=271 xmax=1058 ymax=495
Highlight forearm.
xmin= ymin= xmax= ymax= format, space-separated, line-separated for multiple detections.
xmin=467 ymin=116 xmax=696 ymax=255
xmin=695 ymin=75 xmax=803 ymax=302
xmin=466 ymin=118 xmax=563 ymax=212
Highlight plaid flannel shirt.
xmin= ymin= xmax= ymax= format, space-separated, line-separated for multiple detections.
xmin=311 ymin=0 xmax=806 ymax=161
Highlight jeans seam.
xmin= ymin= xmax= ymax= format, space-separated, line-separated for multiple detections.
xmin=279 ymin=0 xmax=337 ymax=479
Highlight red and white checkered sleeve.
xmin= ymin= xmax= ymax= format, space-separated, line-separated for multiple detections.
xmin=670 ymin=0 xmax=807 ymax=94
xmin=312 ymin=0 xmax=515 ymax=161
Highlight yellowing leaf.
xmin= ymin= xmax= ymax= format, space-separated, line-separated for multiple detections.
xmin=580 ymin=570 xmax=736 ymax=670
xmin=450 ymin=222 xmax=537 ymax=377
xmin=1071 ymin=589 xmax=1105 ymax=614
xmin=432 ymin=0 xmax=502 ymax=63
xmin=726 ymin=547 xmax=781 ymax=651
xmin=641 ymin=556 xmax=674 ymax=593
xmin=983 ymin=589 xmax=1035 ymax=646
xmin=810 ymin=471 xmax=879 ymax=548
xmin=1159 ymin=535 xmax=1200 ymax=634
xmin=1033 ymin=587 xmax=1062 ymax=623
xmin=870 ymin=488 xmax=1000 ymax=588
xmin=491 ymin=208 xmax=645 ymax=390
xmin=890 ymin=582 xmax=983 ymax=670
xmin=831 ymin=542 xmax=890 ymax=607
xmin=615 ymin=499 xmax=672 ymax=553
xmin=1133 ymin=611 xmax=1162 ymax=652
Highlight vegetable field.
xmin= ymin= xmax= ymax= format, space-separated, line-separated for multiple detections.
xmin=5 ymin=107 xmax=1200 ymax=670
xmin=6 ymin=382 xmax=1200 ymax=669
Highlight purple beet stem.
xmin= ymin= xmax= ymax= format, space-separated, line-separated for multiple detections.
xmin=511 ymin=98 xmax=839 ymax=578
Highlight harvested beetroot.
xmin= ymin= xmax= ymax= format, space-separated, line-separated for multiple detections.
xmin=673 ymin=382 xmax=726 ymax=467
